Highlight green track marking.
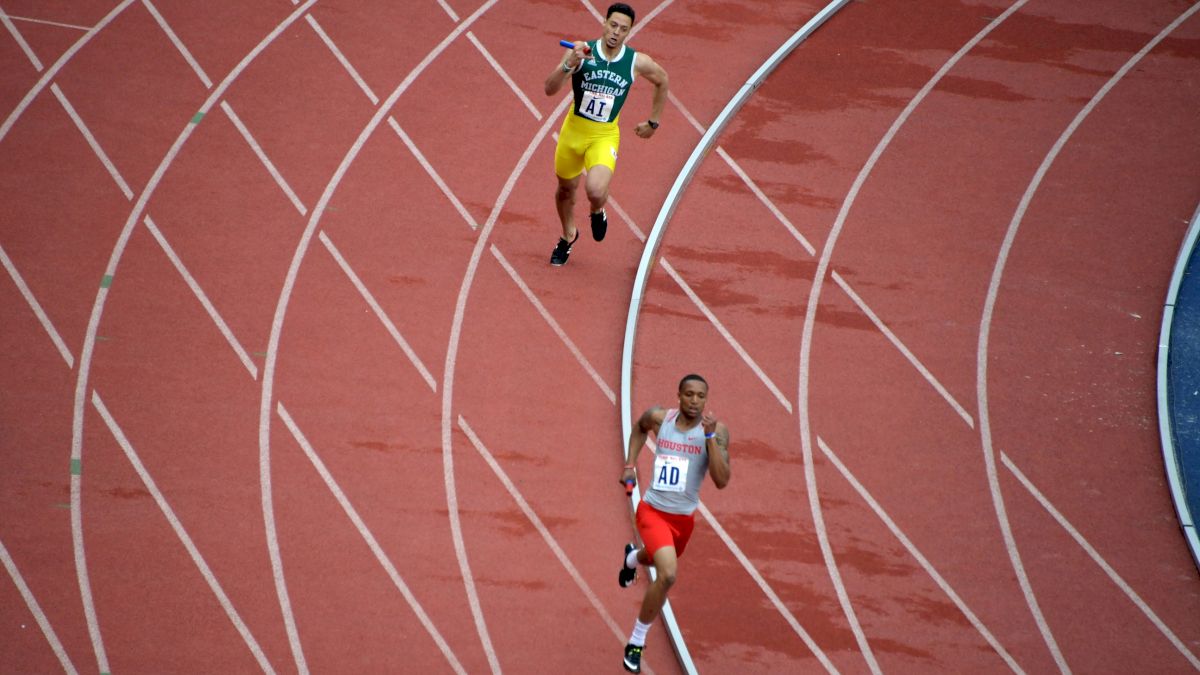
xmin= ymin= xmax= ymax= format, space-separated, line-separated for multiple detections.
xmin=70 ymin=459 xmax=81 ymax=475
xmin=253 ymin=351 xmax=268 ymax=357
xmin=96 ymin=336 xmax=110 ymax=341
xmin=100 ymin=274 xmax=113 ymax=288
xmin=191 ymin=111 xmax=205 ymax=124
xmin=53 ymin=503 xmax=70 ymax=509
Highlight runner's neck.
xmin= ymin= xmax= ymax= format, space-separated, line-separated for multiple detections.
xmin=597 ymin=40 xmax=619 ymax=61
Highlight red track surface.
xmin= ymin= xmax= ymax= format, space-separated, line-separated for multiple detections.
xmin=2 ymin=1 xmax=1198 ymax=673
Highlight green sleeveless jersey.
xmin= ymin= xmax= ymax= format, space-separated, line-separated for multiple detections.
xmin=570 ymin=40 xmax=637 ymax=125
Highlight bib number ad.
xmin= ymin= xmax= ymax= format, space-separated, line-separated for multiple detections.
xmin=652 ymin=455 xmax=689 ymax=493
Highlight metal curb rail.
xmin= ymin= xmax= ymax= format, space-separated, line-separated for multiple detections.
xmin=1157 ymin=200 xmax=1200 ymax=572
xmin=619 ymin=2 xmax=853 ymax=672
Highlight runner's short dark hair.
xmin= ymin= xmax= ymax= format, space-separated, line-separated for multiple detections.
xmin=678 ymin=373 xmax=708 ymax=391
xmin=607 ymin=3 xmax=635 ymax=23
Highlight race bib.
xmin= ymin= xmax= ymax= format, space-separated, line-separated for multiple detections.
xmin=652 ymin=455 xmax=689 ymax=493
xmin=579 ymin=89 xmax=615 ymax=122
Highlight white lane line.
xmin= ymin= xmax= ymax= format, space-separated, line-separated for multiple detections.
xmin=830 ymin=270 xmax=974 ymax=428
xmin=437 ymin=57 xmax=560 ymax=675
xmin=0 ymin=536 xmax=78 ymax=674
xmin=0 ymin=0 xmax=137 ymax=145
xmin=795 ymin=5 xmax=1033 ymax=672
xmin=221 ymin=101 xmax=309 ymax=216
xmin=92 ymin=391 xmax=276 ymax=674
xmin=276 ymin=403 xmax=467 ymax=675
xmin=69 ymin=4 xmax=321 ymax=673
xmin=457 ymin=416 xmax=639 ymax=651
xmin=141 ymin=0 xmax=212 ymax=89
xmin=305 ymin=14 xmax=379 ymax=105
xmin=260 ymin=3 xmax=503 ymax=672
xmin=820 ymin=437 xmax=1024 ymax=673
xmin=591 ymin=180 xmax=796 ymax=413
xmin=466 ymin=31 xmax=542 ymax=120
xmin=488 ymin=245 xmax=616 ymax=404
xmin=0 ymin=242 xmax=75 ymax=368
xmin=976 ymin=5 xmax=1200 ymax=672
xmin=5 ymin=14 xmax=90 ymax=31
xmin=668 ymin=83 xmax=971 ymax=422
xmin=668 ymin=93 xmax=816 ymax=255
xmin=660 ymin=258 xmax=793 ymax=412
xmin=435 ymin=0 xmax=460 ymax=23
xmin=387 ymin=117 xmax=479 ymax=229
xmin=317 ymin=230 xmax=438 ymax=391
xmin=0 ymin=4 xmax=44 ymax=71
xmin=668 ymin=91 xmax=969 ymax=423
xmin=1000 ymin=452 xmax=1200 ymax=670
xmin=44 ymin=14 xmax=142 ymax=663
xmin=222 ymin=104 xmax=437 ymax=390
xmin=694 ymin=501 xmax=839 ymax=672
xmin=715 ymin=146 xmax=816 ymax=255
xmin=142 ymin=215 xmax=259 ymax=380
xmin=224 ymin=91 xmax=431 ymax=392
xmin=50 ymin=83 xmax=134 ymax=200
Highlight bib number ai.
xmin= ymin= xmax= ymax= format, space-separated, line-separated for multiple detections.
xmin=652 ymin=455 xmax=689 ymax=493
xmin=579 ymin=90 xmax=615 ymax=123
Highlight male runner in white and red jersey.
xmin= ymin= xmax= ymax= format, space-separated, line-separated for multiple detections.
xmin=617 ymin=373 xmax=730 ymax=673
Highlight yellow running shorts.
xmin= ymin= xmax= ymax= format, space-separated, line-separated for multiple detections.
xmin=554 ymin=113 xmax=621 ymax=179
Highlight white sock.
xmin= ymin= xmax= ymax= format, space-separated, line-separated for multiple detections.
xmin=625 ymin=548 xmax=640 ymax=569
xmin=629 ymin=619 xmax=651 ymax=647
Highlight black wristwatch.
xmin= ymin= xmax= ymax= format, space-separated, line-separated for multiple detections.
xmin=647 ymin=119 xmax=659 ymax=130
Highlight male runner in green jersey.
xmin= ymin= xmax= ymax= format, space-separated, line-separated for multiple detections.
xmin=544 ymin=3 xmax=669 ymax=265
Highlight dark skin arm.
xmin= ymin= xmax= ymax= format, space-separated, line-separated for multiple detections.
xmin=703 ymin=416 xmax=731 ymax=489
xmin=620 ymin=407 xmax=665 ymax=489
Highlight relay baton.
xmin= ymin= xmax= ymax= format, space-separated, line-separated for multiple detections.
xmin=624 ymin=478 xmax=635 ymax=496
xmin=559 ymin=39 xmax=592 ymax=53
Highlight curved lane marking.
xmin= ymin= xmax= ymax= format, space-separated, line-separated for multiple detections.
xmin=66 ymin=3 xmax=319 ymax=671
xmin=794 ymin=2 xmax=1032 ymax=671
xmin=819 ymin=437 xmax=1025 ymax=672
xmin=257 ymin=2 xmax=503 ymax=672
xmin=276 ymin=404 xmax=466 ymax=673
xmin=618 ymin=2 xmax=853 ymax=671
xmin=438 ymin=90 xmax=567 ymax=675
xmin=0 ymin=0 xmax=138 ymax=145
xmin=433 ymin=2 xmax=677 ymax=670
xmin=1000 ymin=452 xmax=1200 ymax=669
xmin=976 ymin=5 xmax=1200 ymax=673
